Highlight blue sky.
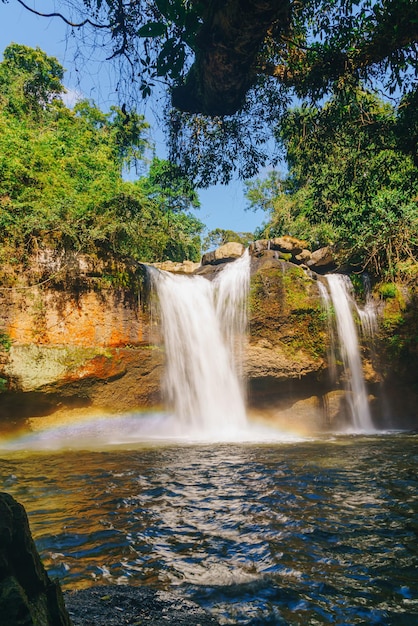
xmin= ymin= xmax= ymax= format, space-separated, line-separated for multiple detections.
xmin=1 ymin=0 xmax=267 ymax=235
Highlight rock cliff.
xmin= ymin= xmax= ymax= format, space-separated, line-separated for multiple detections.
xmin=0 ymin=245 xmax=416 ymax=433
xmin=0 ymin=251 xmax=163 ymax=428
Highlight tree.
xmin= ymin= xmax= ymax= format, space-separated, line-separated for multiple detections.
xmin=246 ymin=87 xmax=418 ymax=278
xmin=0 ymin=43 xmax=64 ymax=117
xmin=0 ymin=44 xmax=204 ymax=264
xmin=7 ymin=0 xmax=418 ymax=184
xmin=140 ymin=157 xmax=199 ymax=213
xmin=202 ymin=228 xmax=253 ymax=251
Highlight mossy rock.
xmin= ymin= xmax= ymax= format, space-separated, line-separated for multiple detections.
xmin=249 ymin=257 xmax=328 ymax=362
xmin=376 ymin=280 xmax=418 ymax=383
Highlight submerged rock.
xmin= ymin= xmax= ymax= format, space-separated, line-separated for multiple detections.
xmin=0 ymin=492 xmax=72 ymax=626
xmin=65 ymin=585 xmax=220 ymax=626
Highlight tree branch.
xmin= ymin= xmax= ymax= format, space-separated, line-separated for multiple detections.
xmin=172 ymin=0 xmax=292 ymax=116
xmin=16 ymin=0 xmax=109 ymax=29
xmin=260 ymin=2 xmax=418 ymax=92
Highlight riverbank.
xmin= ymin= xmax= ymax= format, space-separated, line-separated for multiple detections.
xmin=65 ymin=585 xmax=220 ymax=625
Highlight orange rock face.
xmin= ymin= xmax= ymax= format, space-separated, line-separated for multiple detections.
xmin=5 ymin=288 xmax=147 ymax=347
xmin=0 ymin=255 xmax=161 ymax=420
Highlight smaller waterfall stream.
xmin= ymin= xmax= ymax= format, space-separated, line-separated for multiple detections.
xmin=324 ymin=274 xmax=376 ymax=432
xmin=150 ymin=251 xmax=250 ymax=439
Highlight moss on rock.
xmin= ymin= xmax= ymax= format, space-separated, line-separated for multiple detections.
xmin=249 ymin=257 xmax=328 ymax=364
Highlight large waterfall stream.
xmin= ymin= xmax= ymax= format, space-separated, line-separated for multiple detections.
xmin=150 ymin=260 xmax=379 ymax=437
xmin=149 ymin=251 xmax=250 ymax=439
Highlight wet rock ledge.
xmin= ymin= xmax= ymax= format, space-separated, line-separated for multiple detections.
xmin=0 ymin=492 xmax=219 ymax=626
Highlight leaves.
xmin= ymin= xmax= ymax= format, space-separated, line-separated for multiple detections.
xmin=248 ymin=87 xmax=418 ymax=278
xmin=137 ymin=22 xmax=167 ymax=37
xmin=0 ymin=43 xmax=64 ymax=119
xmin=0 ymin=44 xmax=204 ymax=265
xmin=157 ymin=39 xmax=186 ymax=78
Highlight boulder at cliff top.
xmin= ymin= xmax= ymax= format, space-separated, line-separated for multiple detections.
xmin=306 ymin=246 xmax=335 ymax=270
xmin=149 ymin=260 xmax=200 ymax=274
xmin=0 ymin=492 xmax=72 ymax=626
xmin=270 ymin=236 xmax=306 ymax=255
xmin=249 ymin=236 xmax=308 ymax=260
xmin=201 ymin=242 xmax=244 ymax=265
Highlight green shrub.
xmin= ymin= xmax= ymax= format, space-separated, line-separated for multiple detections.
xmin=379 ymin=283 xmax=398 ymax=299
xmin=0 ymin=332 xmax=11 ymax=352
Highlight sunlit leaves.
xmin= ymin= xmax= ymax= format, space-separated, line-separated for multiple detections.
xmin=0 ymin=44 xmax=204 ymax=264
xmin=0 ymin=43 xmax=64 ymax=118
xmin=248 ymin=87 xmax=418 ymax=277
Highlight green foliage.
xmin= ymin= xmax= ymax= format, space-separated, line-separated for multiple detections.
xmin=202 ymin=228 xmax=252 ymax=251
xmin=3 ymin=1 xmax=417 ymax=185
xmin=0 ymin=332 xmax=11 ymax=352
xmin=247 ymin=87 xmax=418 ymax=278
xmin=68 ymin=0 xmax=418 ymax=105
xmin=245 ymin=171 xmax=284 ymax=215
xmin=23 ymin=0 xmax=414 ymax=184
xmin=395 ymin=88 xmax=418 ymax=166
xmin=0 ymin=44 xmax=204 ymax=265
xmin=378 ymin=283 xmax=398 ymax=299
xmin=140 ymin=157 xmax=199 ymax=212
xmin=0 ymin=43 xmax=64 ymax=118
xmin=167 ymin=101 xmax=282 ymax=186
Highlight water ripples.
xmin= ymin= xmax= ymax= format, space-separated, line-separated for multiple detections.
xmin=1 ymin=435 xmax=418 ymax=624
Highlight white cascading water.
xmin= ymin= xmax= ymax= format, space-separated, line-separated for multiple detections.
xmin=324 ymin=274 xmax=375 ymax=432
xmin=150 ymin=250 xmax=250 ymax=439
xmin=357 ymin=276 xmax=378 ymax=339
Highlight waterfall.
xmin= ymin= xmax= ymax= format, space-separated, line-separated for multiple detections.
xmin=357 ymin=275 xmax=378 ymax=339
xmin=149 ymin=251 xmax=250 ymax=438
xmin=324 ymin=274 xmax=375 ymax=433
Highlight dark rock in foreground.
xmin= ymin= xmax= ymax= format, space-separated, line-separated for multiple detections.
xmin=65 ymin=585 xmax=220 ymax=626
xmin=0 ymin=492 xmax=72 ymax=626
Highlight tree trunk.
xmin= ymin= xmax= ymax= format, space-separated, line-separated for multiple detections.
xmin=172 ymin=0 xmax=290 ymax=116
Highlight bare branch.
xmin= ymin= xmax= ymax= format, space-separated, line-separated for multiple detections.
xmin=16 ymin=0 xmax=109 ymax=29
